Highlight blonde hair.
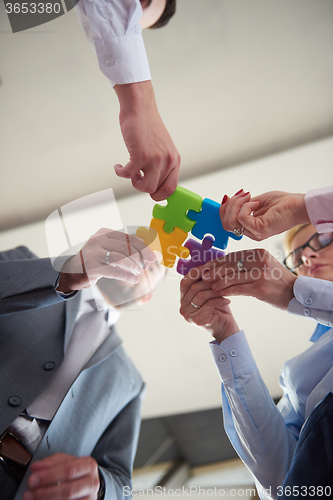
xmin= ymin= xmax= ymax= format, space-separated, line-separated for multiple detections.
xmin=284 ymin=224 xmax=311 ymax=255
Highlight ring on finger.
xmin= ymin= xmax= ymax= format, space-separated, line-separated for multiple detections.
xmin=233 ymin=226 xmax=244 ymax=238
xmin=105 ymin=250 xmax=112 ymax=265
xmin=237 ymin=259 xmax=246 ymax=272
xmin=190 ymin=302 xmax=200 ymax=310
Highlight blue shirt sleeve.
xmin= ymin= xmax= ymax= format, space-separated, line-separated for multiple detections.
xmin=288 ymin=276 xmax=333 ymax=326
xmin=210 ymin=331 xmax=298 ymax=499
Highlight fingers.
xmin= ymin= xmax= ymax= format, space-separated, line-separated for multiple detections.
xmin=150 ymin=165 xmax=179 ymax=202
xmin=83 ymin=230 xmax=156 ymax=276
xmin=115 ymin=152 xmax=180 ymax=201
xmin=219 ymin=189 xmax=251 ymax=232
xmin=24 ymin=455 xmax=99 ymax=500
xmin=180 ymin=274 xmax=230 ymax=317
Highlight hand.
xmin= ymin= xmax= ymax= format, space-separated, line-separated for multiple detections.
xmin=114 ymin=81 xmax=181 ymax=201
xmin=220 ymin=190 xmax=309 ymax=241
xmin=180 ymin=265 xmax=240 ymax=344
xmin=58 ymin=229 xmax=156 ymax=293
xmin=202 ymin=249 xmax=297 ymax=310
xmin=23 ymin=453 xmax=100 ymax=500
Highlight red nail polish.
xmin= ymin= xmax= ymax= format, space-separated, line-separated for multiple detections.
xmin=234 ymin=189 xmax=243 ymax=196
xmin=221 ymin=194 xmax=228 ymax=204
xmin=241 ymin=191 xmax=250 ymax=196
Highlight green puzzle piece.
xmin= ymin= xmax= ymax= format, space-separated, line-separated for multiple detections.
xmin=153 ymin=186 xmax=203 ymax=234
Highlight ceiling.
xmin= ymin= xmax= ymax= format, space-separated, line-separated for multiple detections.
xmin=1 ymin=0 xmax=333 ymax=230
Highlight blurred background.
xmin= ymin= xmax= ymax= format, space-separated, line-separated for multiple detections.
xmin=1 ymin=0 xmax=333 ymax=497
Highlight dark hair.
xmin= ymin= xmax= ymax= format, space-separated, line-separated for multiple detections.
xmin=149 ymin=0 xmax=176 ymax=29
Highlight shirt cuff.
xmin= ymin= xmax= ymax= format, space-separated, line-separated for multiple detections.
xmin=209 ymin=330 xmax=257 ymax=383
xmin=305 ymin=187 xmax=333 ymax=233
xmin=288 ymin=277 xmax=333 ymax=326
xmin=95 ymin=35 xmax=151 ymax=86
xmin=293 ymin=276 xmax=333 ymax=309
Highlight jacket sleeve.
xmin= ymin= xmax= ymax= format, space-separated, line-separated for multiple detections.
xmin=74 ymin=0 xmax=151 ymax=86
xmin=91 ymin=383 xmax=145 ymax=499
xmin=210 ymin=332 xmax=299 ymax=500
xmin=0 ymin=246 xmax=67 ymax=315
xmin=288 ymin=276 xmax=333 ymax=327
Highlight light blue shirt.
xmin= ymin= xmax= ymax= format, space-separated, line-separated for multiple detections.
xmin=210 ymin=276 xmax=333 ymax=500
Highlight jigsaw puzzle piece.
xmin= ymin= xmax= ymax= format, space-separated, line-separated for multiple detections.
xmin=153 ymin=186 xmax=203 ymax=234
xmin=136 ymin=225 xmax=163 ymax=256
xmin=187 ymin=199 xmax=243 ymax=250
xmin=137 ymin=218 xmax=190 ymax=268
xmin=177 ymin=236 xmax=225 ymax=275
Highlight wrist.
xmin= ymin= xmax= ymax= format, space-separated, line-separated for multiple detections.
xmin=114 ymin=80 xmax=156 ymax=115
xmin=57 ymin=273 xmax=75 ymax=295
xmin=294 ymin=193 xmax=310 ymax=224
xmin=213 ymin=322 xmax=239 ymax=345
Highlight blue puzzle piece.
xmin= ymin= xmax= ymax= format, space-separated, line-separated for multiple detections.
xmin=177 ymin=236 xmax=225 ymax=275
xmin=187 ymin=198 xmax=243 ymax=250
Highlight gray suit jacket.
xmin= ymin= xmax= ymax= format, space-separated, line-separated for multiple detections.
xmin=0 ymin=246 xmax=145 ymax=499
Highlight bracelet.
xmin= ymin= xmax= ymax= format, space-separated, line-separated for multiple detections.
xmin=97 ymin=470 xmax=105 ymax=500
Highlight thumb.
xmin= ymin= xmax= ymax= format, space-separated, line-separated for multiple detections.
xmin=114 ymin=162 xmax=132 ymax=179
xmin=238 ymin=201 xmax=266 ymax=240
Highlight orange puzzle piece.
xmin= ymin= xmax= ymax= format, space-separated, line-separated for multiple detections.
xmin=136 ymin=218 xmax=190 ymax=268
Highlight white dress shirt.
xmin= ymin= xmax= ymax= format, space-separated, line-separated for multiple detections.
xmin=75 ymin=0 xmax=151 ymax=86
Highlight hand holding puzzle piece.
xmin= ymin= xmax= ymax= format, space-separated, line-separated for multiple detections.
xmin=137 ymin=186 xmax=243 ymax=273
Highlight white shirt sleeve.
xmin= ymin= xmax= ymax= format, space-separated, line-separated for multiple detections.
xmin=210 ymin=331 xmax=298 ymax=499
xmin=305 ymin=186 xmax=333 ymax=233
xmin=288 ymin=276 xmax=333 ymax=327
xmin=75 ymin=0 xmax=151 ymax=86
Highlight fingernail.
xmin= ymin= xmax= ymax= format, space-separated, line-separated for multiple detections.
xmin=241 ymin=191 xmax=250 ymax=197
xmin=221 ymin=195 xmax=228 ymax=205
xmin=234 ymin=189 xmax=243 ymax=196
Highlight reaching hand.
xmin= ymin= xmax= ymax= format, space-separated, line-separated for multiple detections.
xmin=23 ymin=453 xmax=100 ymax=500
xmin=201 ymin=249 xmax=297 ymax=310
xmin=180 ymin=264 xmax=240 ymax=344
xmin=58 ymin=229 xmax=156 ymax=293
xmin=114 ymin=81 xmax=181 ymax=201
xmin=220 ymin=190 xmax=309 ymax=241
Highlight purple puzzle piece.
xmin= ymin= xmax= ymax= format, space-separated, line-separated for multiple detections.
xmin=177 ymin=236 xmax=225 ymax=276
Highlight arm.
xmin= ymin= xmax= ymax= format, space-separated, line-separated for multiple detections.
xmin=180 ymin=273 xmax=300 ymax=499
xmin=0 ymin=230 xmax=156 ymax=315
xmin=75 ymin=0 xmax=150 ymax=86
xmin=220 ymin=187 xmax=333 ymax=241
xmin=211 ymin=334 xmax=299 ymax=500
xmin=0 ymin=246 xmax=66 ymax=315
xmin=92 ymin=385 xmax=145 ymax=499
xmin=201 ymin=250 xmax=333 ymax=326
xmin=288 ymin=276 xmax=333 ymax=327
xmin=74 ymin=0 xmax=180 ymax=200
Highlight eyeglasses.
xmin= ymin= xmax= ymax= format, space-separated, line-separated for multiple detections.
xmin=284 ymin=232 xmax=333 ymax=272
